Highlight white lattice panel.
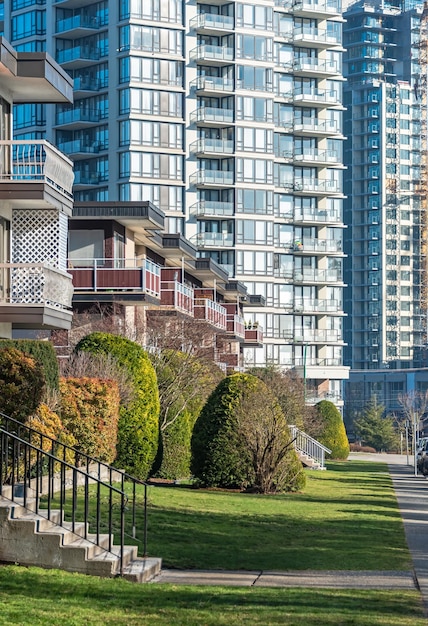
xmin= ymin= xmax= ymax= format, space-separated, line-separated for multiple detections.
xmin=12 ymin=209 xmax=67 ymax=269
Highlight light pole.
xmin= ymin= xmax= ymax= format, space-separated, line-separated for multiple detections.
xmin=303 ymin=342 xmax=307 ymax=404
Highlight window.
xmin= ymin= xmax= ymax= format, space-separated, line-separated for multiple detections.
xmin=120 ymin=0 xmax=182 ymax=23
xmin=12 ymin=10 xmax=45 ymax=39
xmin=236 ymin=158 xmax=273 ymax=183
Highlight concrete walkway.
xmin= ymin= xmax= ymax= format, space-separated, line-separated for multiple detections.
xmin=152 ymin=453 xmax=428 ymax=612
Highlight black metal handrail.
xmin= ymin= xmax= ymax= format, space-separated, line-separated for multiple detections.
xmin=0 ymin=411 xmax=149 ymax=560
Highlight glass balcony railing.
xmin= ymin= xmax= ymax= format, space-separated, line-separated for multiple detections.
xmin=190 ymin=76 xmax=234 ymax=93
xmin=56 ymin=14 xmax=100 ymax=34
xmin=73 ymin=171 xmax=100 ymax=185
xmin=190 ymin=171 xmax=234 ymax=186
xmin=56 ymin=108 xmax=101 ymax=126
xmin=293 ymin=119 xmax=340 ymax=135
xmin=56 ymin=45 xmax=100 ymax=64
xmin=294 ymin=298 xmax=342 ymax=313
xmin=294 ymin=149 xmax=340 ymax=164
xmin=293 ymin=58 xmax=339 ymax=74
xmin=193 ymin=232 xmax=234 ymax=247
xmin=293 ymin=88 xmax=341 ymax=106
xmin=190 ymin=107 xmax=234 ymax=125
xmin=192 ymin=200 xmax=234 ymax=217
xmin=294 ymin=178 xmax=341 ymax=194
xmin=190 ymin=14 xmax=234 ymax=31
xmin=73 ymin=76 xmax=101 ymax=92
xmin=190 ymin=139 xmax=234 ymax=154
xmin=294 ymin=27 xmax=342 ymax=46
xmin=190 ymin=45 xmax=234 ymax=63
xmin=58 ymin=139 xmax=101 ymax=154
xmin=290 ymin=237 xmax=343 ymax=253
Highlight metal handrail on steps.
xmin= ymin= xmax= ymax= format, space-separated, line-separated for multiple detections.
xmin=289 ymin=425 xmax=332 ymax=470
xmin=0 ymin=411 xmax=149 ymax=571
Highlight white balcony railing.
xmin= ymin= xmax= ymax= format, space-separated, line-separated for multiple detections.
xmin=0 ymin=263 xmax=73 ymax=310
xmin=0 ymin=141 xmax=74 ymax=198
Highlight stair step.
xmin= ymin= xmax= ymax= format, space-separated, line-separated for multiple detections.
xmin=123 ymin=557 xmax=162 ymax=583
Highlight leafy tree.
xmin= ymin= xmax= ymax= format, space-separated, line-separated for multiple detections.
xmin=0 ymin=347 xmax=46 ymax=422
xmin=75 ymin=333 xmax=160 ymax=479
xmin=191 ymin=373 xmax=305 ymax=493
xmin=248 ymin=366 xmax=319 ymax=436
xmin=150 ymin=349 xmax=223 ymax=479
xmin=316 ymin=400 xmax=350 ymax=460
xmin=353 ymin=398 xmax=397 ymax=452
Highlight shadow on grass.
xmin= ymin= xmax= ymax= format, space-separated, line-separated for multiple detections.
xmin=0 ymin=565 xmax=424 ymax=626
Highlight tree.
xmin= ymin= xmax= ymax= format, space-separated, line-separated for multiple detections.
xmin=191 ymin=373 xmax=305 ymax=493
xmin=248 ymin=366 xmax=319 ymax=437
xmin=150 ymin=349 xmax=223 ymax=479
xmin=397 ymin=390 xmax=428 ymax=445
xmin=315 ymin=400 xmax=349 ymax=460
xmin=353 ymin=398 xmax=397 ymax=452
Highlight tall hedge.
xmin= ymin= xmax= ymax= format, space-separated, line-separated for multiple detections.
xmin=59 ymin=377 xmax=120 ymax=464
xmin=0 ymin=339 xmax=59 ymax=390
xmin=316 ymin=400 xmax=350 ymax=460
xmin=0 ymin=346 xmax=46 ymax=422
xmin=75 ymin=333 xmax=160 ymax=479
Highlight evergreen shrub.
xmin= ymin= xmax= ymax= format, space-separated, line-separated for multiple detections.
xmin=316 ymin=400 xmax=350 ymax=460
xmin=0 ymin=339 xmax=59 ymax=390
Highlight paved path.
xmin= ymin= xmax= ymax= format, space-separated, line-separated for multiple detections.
xmin=152 ymin=453 xmax=428 ymax=614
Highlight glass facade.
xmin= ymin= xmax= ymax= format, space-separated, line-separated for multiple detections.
xmin=3 ymin=0 xmax=349 ymax=402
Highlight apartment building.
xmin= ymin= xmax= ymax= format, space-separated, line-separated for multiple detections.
xmin=1 ymin=0 xmax=349 ymax=401
xmin=0 ymin=36 xmax=74 ymax=338
xmin=343 ymin=0 xmax=426 ymax=413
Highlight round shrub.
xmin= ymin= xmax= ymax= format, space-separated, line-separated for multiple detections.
xmin=316 ymin=400 xmax=350 ymax=460
xmin=191 ymin=373 xmax=305 ymax=492
xmin=0 ymin=339 xmax=59 ymax=391
xmin=75 ymin=333 xmax=160 ymax=479
xmin=0 ymin=347 xmax=46 ymax=422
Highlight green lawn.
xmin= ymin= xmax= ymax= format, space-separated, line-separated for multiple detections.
xmin=7 ymin=460 xmax=425 ymax=625
xmin=0 ymin=565 xmax=425 ymax=626
xmin=145 ymin=461 xmax=412 ymax=570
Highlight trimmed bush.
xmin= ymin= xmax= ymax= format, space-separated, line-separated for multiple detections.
xmin=0 ymin=339 xmax=59 ymax=390
xmin=59 ymin=377 xmax=120 ymax=464
xmin=75 ymin=333 xmax=160 ymax=479
xmin=191 ymin=373 xmax=305 ymax=493
xmin=315 ymin=400 xmax=350 ymax=460
xmin=0 ymin=347 xmax=46 ymax=422
xmin=26 ymin=403 xmax=77 ymax=466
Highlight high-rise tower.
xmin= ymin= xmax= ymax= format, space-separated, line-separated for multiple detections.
xmin=2 ymin=0 xmax=349 ymax=404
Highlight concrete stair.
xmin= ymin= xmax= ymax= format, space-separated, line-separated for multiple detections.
xmin=296 ymin=451 xmax=323 ymax=470
xmin=0 ymin=495 xmax=161 ymax=582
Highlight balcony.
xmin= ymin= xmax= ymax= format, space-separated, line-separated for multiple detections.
xmin=190 ymin=76 xmax=234 ymax=94
xmin=293 ymin=88 xmax=343 ymax=108
xmin=292 ymin=0 xmax=342 ymax=18
xmin=190 ymin=170 xmax=234 ymax=188
xmin=0 ymin=263 xmax=73 ymax=330
xmin=56 ymin=45 xmax=100 ymax=68
xmin=292 ymin=268 xmax=343 ymax=284
xmin=57 ymin=139 xmax=102 ymax=156
xmin=56 ymin=107 xmax=101 ymax=129
xmin=192 ymin=200 xmax=234 ymax=218
xmin=190 ymin=106 xmax=234 ymax=126
xmin=293 ymin=177 xmax=342 ymax=195
xmin=244 ymin=324 xmax=264 ymax=346
xmin=293 ymin=27 xmax=342 ymax=49
xmin=73 ymin=76 xmax=102 ymax=94
xmin=291 ymin=237 xmax=343 ymax=254
xmin=226 ymin=313 xmax=245 ymax=339
xmin=294 ymin=298 xmax=343 ymax=313
xmin=69 ymin=259 xmax=161 ymax=302
xmin=293 ymin=148 xmax=341 ymax=166
xmin=73 ymin=171 xmax=100 ymax=187
xmin=0 ymin=140 xmax=73 ymax=210
xmin=190 ymin=45 xmax=234 ymax=65
xmin=190 ymin=138 xmax=234 ymax=156
xmin=193 ymin=231 xmax=234 ymax=247
xmin=160 ymin=279 xmax=194 ymax=316
xmin=293 ymin=119 xmax=342 ymax=137
xmin=292 ymin=58 xmax=341 ymax=77
xmin=292 ymin=208 xmax=342 ymax=225
xmin=194 ymin=298 xmax=227 ymax=330
xmin=190 ymin=14 xmax=234 ymax=33
xmin=56 ymin=14 xmax=101 ymax=38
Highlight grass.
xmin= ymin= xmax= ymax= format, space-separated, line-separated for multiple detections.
xmin=25 ymin=459 xmax=424 ymax=625
xmin=144 ymin=460 xmax=412 ymax=570
xmin=0 ymin=565 xmax=425 ymax=626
